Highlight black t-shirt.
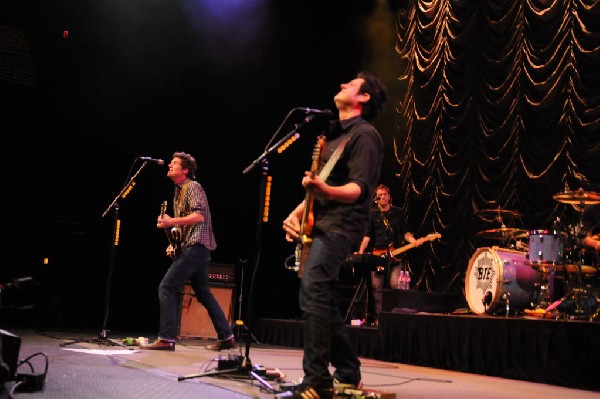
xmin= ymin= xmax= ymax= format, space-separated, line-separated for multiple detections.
xmin=364 ymin=205 xmax=411 ymax=251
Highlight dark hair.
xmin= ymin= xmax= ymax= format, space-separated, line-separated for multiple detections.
xmin=357 ymin=71 xmax=387 ymax=121
xmin=375 ymin=184 xmax=391 ymax=194
xmin=173 ymin=151 xmax=197 ymax=179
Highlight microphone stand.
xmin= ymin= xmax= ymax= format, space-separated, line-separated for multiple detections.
xmin=178 ymin=114 xmax=317 ymax=392
xmin=61 ymin=161 xmax=151 ymax=349
xmin=375 ymin=202 xmax=395 ymax=289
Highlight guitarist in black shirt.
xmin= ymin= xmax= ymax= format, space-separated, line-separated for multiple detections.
xmin=282 ymin=71 xmax=387 ymax=399
xmin=140 ymin=151 xmax=234 ymax=352
xmin=357 ymin=184 xmax=420 ymax=325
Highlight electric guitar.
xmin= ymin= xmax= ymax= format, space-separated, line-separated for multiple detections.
xmin=294 ymin=135 xmax=326 ymax=277
xmin=372 ymin=233 xmax=442 ymax=260
xmin=160 ymin=200 xmax=182 ymax=259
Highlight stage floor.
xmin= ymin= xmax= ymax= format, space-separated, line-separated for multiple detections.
xmin=2 ymin=328 xmax=599 ymax=399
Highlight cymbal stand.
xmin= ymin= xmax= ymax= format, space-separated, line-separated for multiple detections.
xmin=559 ymin=197 xmax=592 ymax=318
xmin=536 ymin=267 xmax=553 ymax=310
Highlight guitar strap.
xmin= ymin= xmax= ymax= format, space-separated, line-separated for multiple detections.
xmin=174 ymin=180 xmax=192 ymax=218
xmin=318 ymin=131 xmax=355 ymax=181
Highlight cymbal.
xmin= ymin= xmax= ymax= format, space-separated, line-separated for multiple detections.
xmin=530 ymin=263 xmax=598 ymax=274
xmin=476 ymin=227 xmax=529 ymax=240
xmin=559 ymin=264 xmax=598 ymax=275
xmin=553 ymin=190 xmax=600 ymax=205
xmin=475 ymin=208 xmax=522 ymax=219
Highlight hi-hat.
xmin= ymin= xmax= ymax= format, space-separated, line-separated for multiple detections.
xmin=476 ymin=227 xmax=528 ymax=240
xmin=553 ymin=190 xmax=600 ymax=205
xmin=475 ymin=208 xmax=522 ymax=219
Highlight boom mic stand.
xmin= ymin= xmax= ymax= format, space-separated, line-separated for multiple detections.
xmin=178 ymin=111 xmax=317 ymax=392
xmin=231 ymin=259 xmax=259 ymax=344
xmin=61 ymin=161 xmax=151 ymax=349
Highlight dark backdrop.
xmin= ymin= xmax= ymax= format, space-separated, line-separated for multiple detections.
xmin=1 ymin=0 xmax=403 ymax=332
xmin=1 ymin=0 xmax=598 ymax=333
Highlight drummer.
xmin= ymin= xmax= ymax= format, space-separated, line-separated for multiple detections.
xmin=582 ymin=204 xmax=600 ymax=258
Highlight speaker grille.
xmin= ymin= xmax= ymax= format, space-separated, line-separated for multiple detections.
xmin=178 ymin=283 xmax=234 ymax=339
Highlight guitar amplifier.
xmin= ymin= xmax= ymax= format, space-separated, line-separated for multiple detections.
xmin=208 ymin=262 xmax=235 ymax=286
xmin=178 ymin=283 xmax=234 ymax=339
xmin=177 ymin=262 xmax=236 ymax=339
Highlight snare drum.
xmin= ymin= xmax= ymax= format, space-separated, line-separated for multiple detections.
xmin=465 ymin=247 xmax=543 ymax=315
xmin=527 ymin=230 xmax=563 ymax=266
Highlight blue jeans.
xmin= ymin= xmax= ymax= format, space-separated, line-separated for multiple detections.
xmin=157 ymin=244 xmax=232 ymax=341
xmin=299 ymin=231 xmax=362 ymax=388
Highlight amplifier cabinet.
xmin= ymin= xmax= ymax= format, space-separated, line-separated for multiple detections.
xmin=178 ymin=282 xmax=234 ymax=339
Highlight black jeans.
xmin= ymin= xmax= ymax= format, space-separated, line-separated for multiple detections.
xmin=299 ymin=231 xmax=362 ymax=388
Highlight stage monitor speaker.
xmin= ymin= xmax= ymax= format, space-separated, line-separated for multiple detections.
xmin=1 ymin=329 xmax=21 ymax=383
xmin=178 ymin=283 xmax=234 ymax=339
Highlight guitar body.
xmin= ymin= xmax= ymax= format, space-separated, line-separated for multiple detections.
xmin=372 ymin=247 xmax=395 ymax=257
xmin=295 ymin=135 xmax=326 ymax=277
xmin=161 ymin=201 xmax=182 ymax=259
xmin=372 ymin=233 xmax=442 ymax=261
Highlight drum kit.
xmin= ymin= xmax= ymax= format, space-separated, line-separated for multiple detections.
xmin=466 ymin=189 xmax=600 ymax=319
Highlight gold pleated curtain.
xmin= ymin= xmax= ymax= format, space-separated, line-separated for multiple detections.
xmin=393 ymin=0 xmax=600 ymax=295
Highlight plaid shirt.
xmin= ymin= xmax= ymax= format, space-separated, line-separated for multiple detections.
xmin=173 ymin=178 xmax=217 ymax=251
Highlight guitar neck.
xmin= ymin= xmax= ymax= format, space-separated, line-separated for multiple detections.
xmin=389 ymin=233 xmax=442 ymax=257
xmin=389 ymin=242 xmax=418 ymax=257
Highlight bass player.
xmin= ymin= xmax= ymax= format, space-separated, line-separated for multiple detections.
xmin=357 ymin=183 xmax=421 ymax=325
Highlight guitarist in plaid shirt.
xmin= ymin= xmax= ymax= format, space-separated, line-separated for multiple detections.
xmin=282 ymin=71 xmax=387 ymax=399
xmin=140 ymin=151 xmax=234 ymax=352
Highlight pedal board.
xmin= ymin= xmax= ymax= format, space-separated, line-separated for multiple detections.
xmin=274 ymin=384 xmax=396 ymax=399
xmin=336 ymin=388 xmax=396 ymax=398
xmin=217 ymin=354 xmax=243 ymax=370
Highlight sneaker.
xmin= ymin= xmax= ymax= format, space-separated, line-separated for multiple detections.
xmin=205 ymin=336 xmax=236 ymax=351
xmin=276 ymin=384 xmax=334 ymax=399
xmin=333 ymin=374 xmax=362 ymax=391
xmin=139 ymin=338 xmax=175 ymax=351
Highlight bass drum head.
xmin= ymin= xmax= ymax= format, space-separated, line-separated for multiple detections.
xmin=465 ymin=246 xmax=541 ymax=315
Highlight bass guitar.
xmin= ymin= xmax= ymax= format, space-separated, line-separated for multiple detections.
xmin=373 ymin=233 xmax=442 ymax=260
xmin=294 ymin=135 xmax=326 ymax=277
xmin=160 ymin=200 xmax=182 ymax=259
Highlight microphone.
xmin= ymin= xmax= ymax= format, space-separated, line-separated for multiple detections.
xmin=139 ymin=157 xmax=165 ymax=165
xmin=298 ymin=107 xmax=333 ymax=117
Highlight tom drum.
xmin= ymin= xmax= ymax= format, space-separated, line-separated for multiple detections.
xmin=527 ymin=229 xmax=563 ymax=266
xmin=465 ymin=247 xmax=543 ymax=315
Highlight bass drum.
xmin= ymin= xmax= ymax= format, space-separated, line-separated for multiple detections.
xmin=465 ymin=247 xmax=543 ymax=315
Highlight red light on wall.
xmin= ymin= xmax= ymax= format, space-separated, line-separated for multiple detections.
xmin=63 ymin=30 xmax=69 ymax=39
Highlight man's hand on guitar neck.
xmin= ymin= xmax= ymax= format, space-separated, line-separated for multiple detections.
xmin=157 ymin=213 xmax=174 ymax=229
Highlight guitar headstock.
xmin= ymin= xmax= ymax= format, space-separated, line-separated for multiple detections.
xmin=311 ymin=135 xmax=326 ymax=174
xmin=423 ymin=233 xmax=442 ymax=242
